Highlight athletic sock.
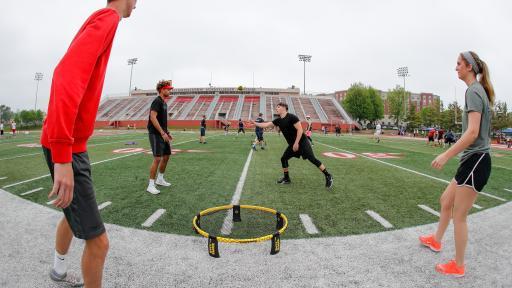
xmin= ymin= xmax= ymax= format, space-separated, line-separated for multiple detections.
xmin=53 ymin=251 xmax=67 ymax=276
xmin=149 ymin=179 xmax=155 ymax=186
xmin=284 ymin=171 xmax=289 ymax=179
xmin=322 ymin=169 xmax=330 ymax=177
xmin=157 ymin=172 xmax=164 ymax=180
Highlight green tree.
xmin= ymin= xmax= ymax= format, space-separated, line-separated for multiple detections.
xmin=406 ymin=103 xmax=421 ymax=130
xmin=342 ymin=83 xmax=372 ymax=124
xmin=0 ymin=105 xmax=14 ymax=122
xmin=420 ymin=107 xmax=434 ymax=127
xmin=387 ymin=86 xmax=405 ymax=126
xmin=367 ymin=86 xmax=384 ymax=125
xmin=493 ymin=101 xmax=509 ymax=131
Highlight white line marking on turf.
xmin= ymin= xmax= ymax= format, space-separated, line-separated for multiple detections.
xmin=473 ymin=204 xmax=483 ymax=210
xmin=479 ymin=192 xmax=507 ymax=202
xmin=418 ymin=205 xmax=440 ymax=217
xmin=221 ymin=149 xmax=254 ymax=235
xmin=141 ymin=209 xmax=166 ymax=228
xmin=1 ymin=137 xmax=216 ymax=189
xmin=365 ymin=210 xmax=394 ymax=229
xmin=494 ymin=165 xmax=512 ymax=171
xmin=46 ymin=199 xmax=55 ymax=205
xmin=505 ymin=189 xmax=512 ymax=193
xmin=316 ymin=141 xmax=507 ymax=203
xmin=98 ymin=201 xmax=112 ymax=210
xmin=20 ymin=187 xmax=44 ymax=196
xmin=0 ymin=177 xmax=7 ymax=180
xmin=299 ymin=214 xmax=320 ymax=234
xmin=0 ymin=153 xmax=41 ymax=161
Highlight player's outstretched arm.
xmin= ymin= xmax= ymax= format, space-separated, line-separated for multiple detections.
xmin=250 ymin=120 xmax=274 ymax=129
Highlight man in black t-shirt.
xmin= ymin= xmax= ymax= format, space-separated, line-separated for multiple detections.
xmin=200 ymin=115 xmax=207 ymax=144
xmin=252 ymin=113 xmax=266 ymax=150
xmin=251 ymin=102 xmax=333 ymax=188
xmin=237 ymin=118 xmax=246 ymax=135
xmin=146 ymin=80 xmax=173 ymax=195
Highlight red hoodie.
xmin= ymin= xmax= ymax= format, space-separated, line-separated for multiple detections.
xmin=41 ymin=8 xmax=120 ymax=163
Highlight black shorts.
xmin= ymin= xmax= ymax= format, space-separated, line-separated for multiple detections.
xmin=43 ymin=147 xmax=105 ymax=240
xmin=238 ymin=128 xmax=245 ymax=133
xmin=455 ymin=153 xmax=491 ymax=192
xmin=200 ymin=127 xmax=206 ymax=137
xmin=428 ymin=136 xmax=434 ymax=142
xmin=255 ymin=131 xmax=264 ymax=141
xmin=149 ymin=133 xmax=171 ymax=157
xmin=282 ymin=141 xmax=314 ymax=161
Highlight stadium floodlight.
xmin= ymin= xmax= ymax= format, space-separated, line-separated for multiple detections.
xmin=298 ymin=54 xmax=312 ymax=95
xmin=34 ymin=72 xmax=44 ymax=111
xmin=397 ymin=66 xmax=409 ymax=120
xmin=127 ymin=58 xmax=138 ymax=96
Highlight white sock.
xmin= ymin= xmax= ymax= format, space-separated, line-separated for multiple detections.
xmin=53 ymin=251 xmax=67 ymax=275
xmin=157 ymin=173 xmax=164 ymax=180
xmin=149 ymin=179 xmax=155 ymax=186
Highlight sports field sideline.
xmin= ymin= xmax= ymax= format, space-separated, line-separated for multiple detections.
xmin=0 ymin=129 xmax=510 ymax=240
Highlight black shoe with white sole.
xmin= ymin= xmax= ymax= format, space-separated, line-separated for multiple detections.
xmin=325 ymin=174 xmax=333 ymax=188
xmin=277 ymin=177 xmax=291 ymax=184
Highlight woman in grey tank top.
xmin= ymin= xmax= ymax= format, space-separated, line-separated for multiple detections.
xmin=419 ymin=51 xmax=495 ymax=277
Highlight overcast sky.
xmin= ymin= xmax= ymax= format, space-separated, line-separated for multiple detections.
xmin=1 ymin=0 xmax=511 ymax=111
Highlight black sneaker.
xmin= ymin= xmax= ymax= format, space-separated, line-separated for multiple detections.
xmin=325 ymin=174 xmax=333 ymax=188
xmin=277 ymin=177 xmax=291 ymax=184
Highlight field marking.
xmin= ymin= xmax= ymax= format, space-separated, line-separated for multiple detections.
xmin=221 ymin=149 xmax=254 ymax=235
xmin=505 ymin=189 xmax=512 ymax=193
xmin=98 ymin=201 xmax=112 ymax=210
xmin=317 ymin=141 xmax=507 ymax=203
xmin=473 ymin=204 xmax=483 ymax=210
xmin=1 ymin=137 xmax=213 ymax=189
xmin=0 ymin=153 xmax=41 ymax=161
xmin=20 ymin=187 xmax=44 ymax=196
xmin=141 ymin=209 xmax=166 ymax=228
xmin=493 ymin=165 xmax=512 ymax=171
xmin=365 ymin=210 xmax=394 ymax=229
xmin=299 ymin=214 xmax=320 ymax=234
xmin=0 ymin=177 xmax=7 ymax=180
xmin=418 ymin=205 xmax=440 ymax=217
xmin=479 ymin=192 xmax=507 ymax=202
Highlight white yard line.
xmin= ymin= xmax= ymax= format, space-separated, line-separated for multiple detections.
xmin=365 ymin=210 xmax=394 ymax=229
xmin=473 ymin=204 xmax=483 ymax=210
xmin=2 ymin=137 xmax=212 ymax=189
xmin=0 ymin=177 xmax=7 ymax=180
xmin=317 ymin=141 xmax=507 ymax=203
xmin=20 ymin=187 xmax=43 ymax=196
xmin=299 ymin=214 xmax=320 ymax=234
xmin=504 ymin=189 xmax=512 ymax=193
xmin=418 ymin=205 xmax=440 ymax=217
xmin=98 ymin=201 xmax=112 ymax=210
xmin=221 ymin=149 xmax=254 ymax=235
xmin=0 ymin=153 xmax=41 ymax=161
xmin=141 ymin=209 xmax=166 ymax=228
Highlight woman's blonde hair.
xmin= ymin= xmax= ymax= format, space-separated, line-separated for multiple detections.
xmin=460 ymin=51 xmax=495 ymax=105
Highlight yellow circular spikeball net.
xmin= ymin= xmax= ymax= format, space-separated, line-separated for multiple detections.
xmin=192 ymin=204 xmax=288 ymax=258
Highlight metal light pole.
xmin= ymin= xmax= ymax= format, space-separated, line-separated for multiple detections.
xmin=127 ymin=58 xmax=138 ymax=96
xmin=298 ymin=54 xmax=312 ymax=95
xmin=34 ymin=72 xmax=44 ymax=111
xmin=397 ymin=67 xmax=409 ymax=121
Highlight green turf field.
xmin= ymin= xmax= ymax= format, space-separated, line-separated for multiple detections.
xmin=1 ymin=129 xmax=511 ymax=240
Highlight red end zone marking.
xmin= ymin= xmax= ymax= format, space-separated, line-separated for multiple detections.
xmin=322 ymin=152 xmax=356 ymax=159
xmin=17 ymin=143 xmax=42 ymax=148
xmin=362 ymin=153 xmax=403 ymax=159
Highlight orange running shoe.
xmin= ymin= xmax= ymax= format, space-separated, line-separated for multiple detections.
xmin=435 ymin=260 xmax=465 ymax=277
xmin=419 ymin=234 xmax=442 ymax=252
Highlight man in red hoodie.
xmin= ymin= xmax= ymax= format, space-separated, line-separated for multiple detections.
xmin=40 ymin=1 xmax=137 ymax=287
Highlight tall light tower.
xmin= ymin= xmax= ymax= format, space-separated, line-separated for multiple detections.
xmin=34 ymin=72 xmax=44 ymax=111
xmin=397 ymin=66 xmax=409 ymax=120
xmin=298 ymin=54 xmax=312 ymax=95
xmin=127 ymin=58 xmax=138 ymax=96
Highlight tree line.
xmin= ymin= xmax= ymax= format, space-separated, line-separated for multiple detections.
xmin=0 ymin=105 xmax=45 ymax=128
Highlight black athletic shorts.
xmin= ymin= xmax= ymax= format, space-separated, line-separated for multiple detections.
xmin=428 ymin=136 xmax=434 ymax=142
xmin=282 ymin=141 xmax=314 ymax=161
xmin=43 ymin=147 xmax=105 ymax=240
xmin=149 ymin=133 xmax=171 ymax=157
xmin=455 ymin=152 xmax=491 ymax=192
xmin=200 ymin=127 xmax=206 ymax=137
xmin=238 ymin=128 xmax=245 ymax=133
xmin=256 ymin=131 xmax=264 ymax=141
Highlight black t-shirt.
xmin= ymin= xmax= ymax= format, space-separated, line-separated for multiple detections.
xmin=239 ymin=120 xmax=244 ymax=128
xmin=255 ymin=117 xmax=264 ymax=133
xmin=201 ymin=119 xmax=206 ymax=128
xmin=147 ymin=96 xmax=168 ymax=134
xmin=272 ymin=113 xmax=306 ymax=146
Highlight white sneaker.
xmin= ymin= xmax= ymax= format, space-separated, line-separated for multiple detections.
xmin=155 ymin=178 xmax=171 ymax=187
xmin=146 ymin=185 xmax=160 ymax=195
